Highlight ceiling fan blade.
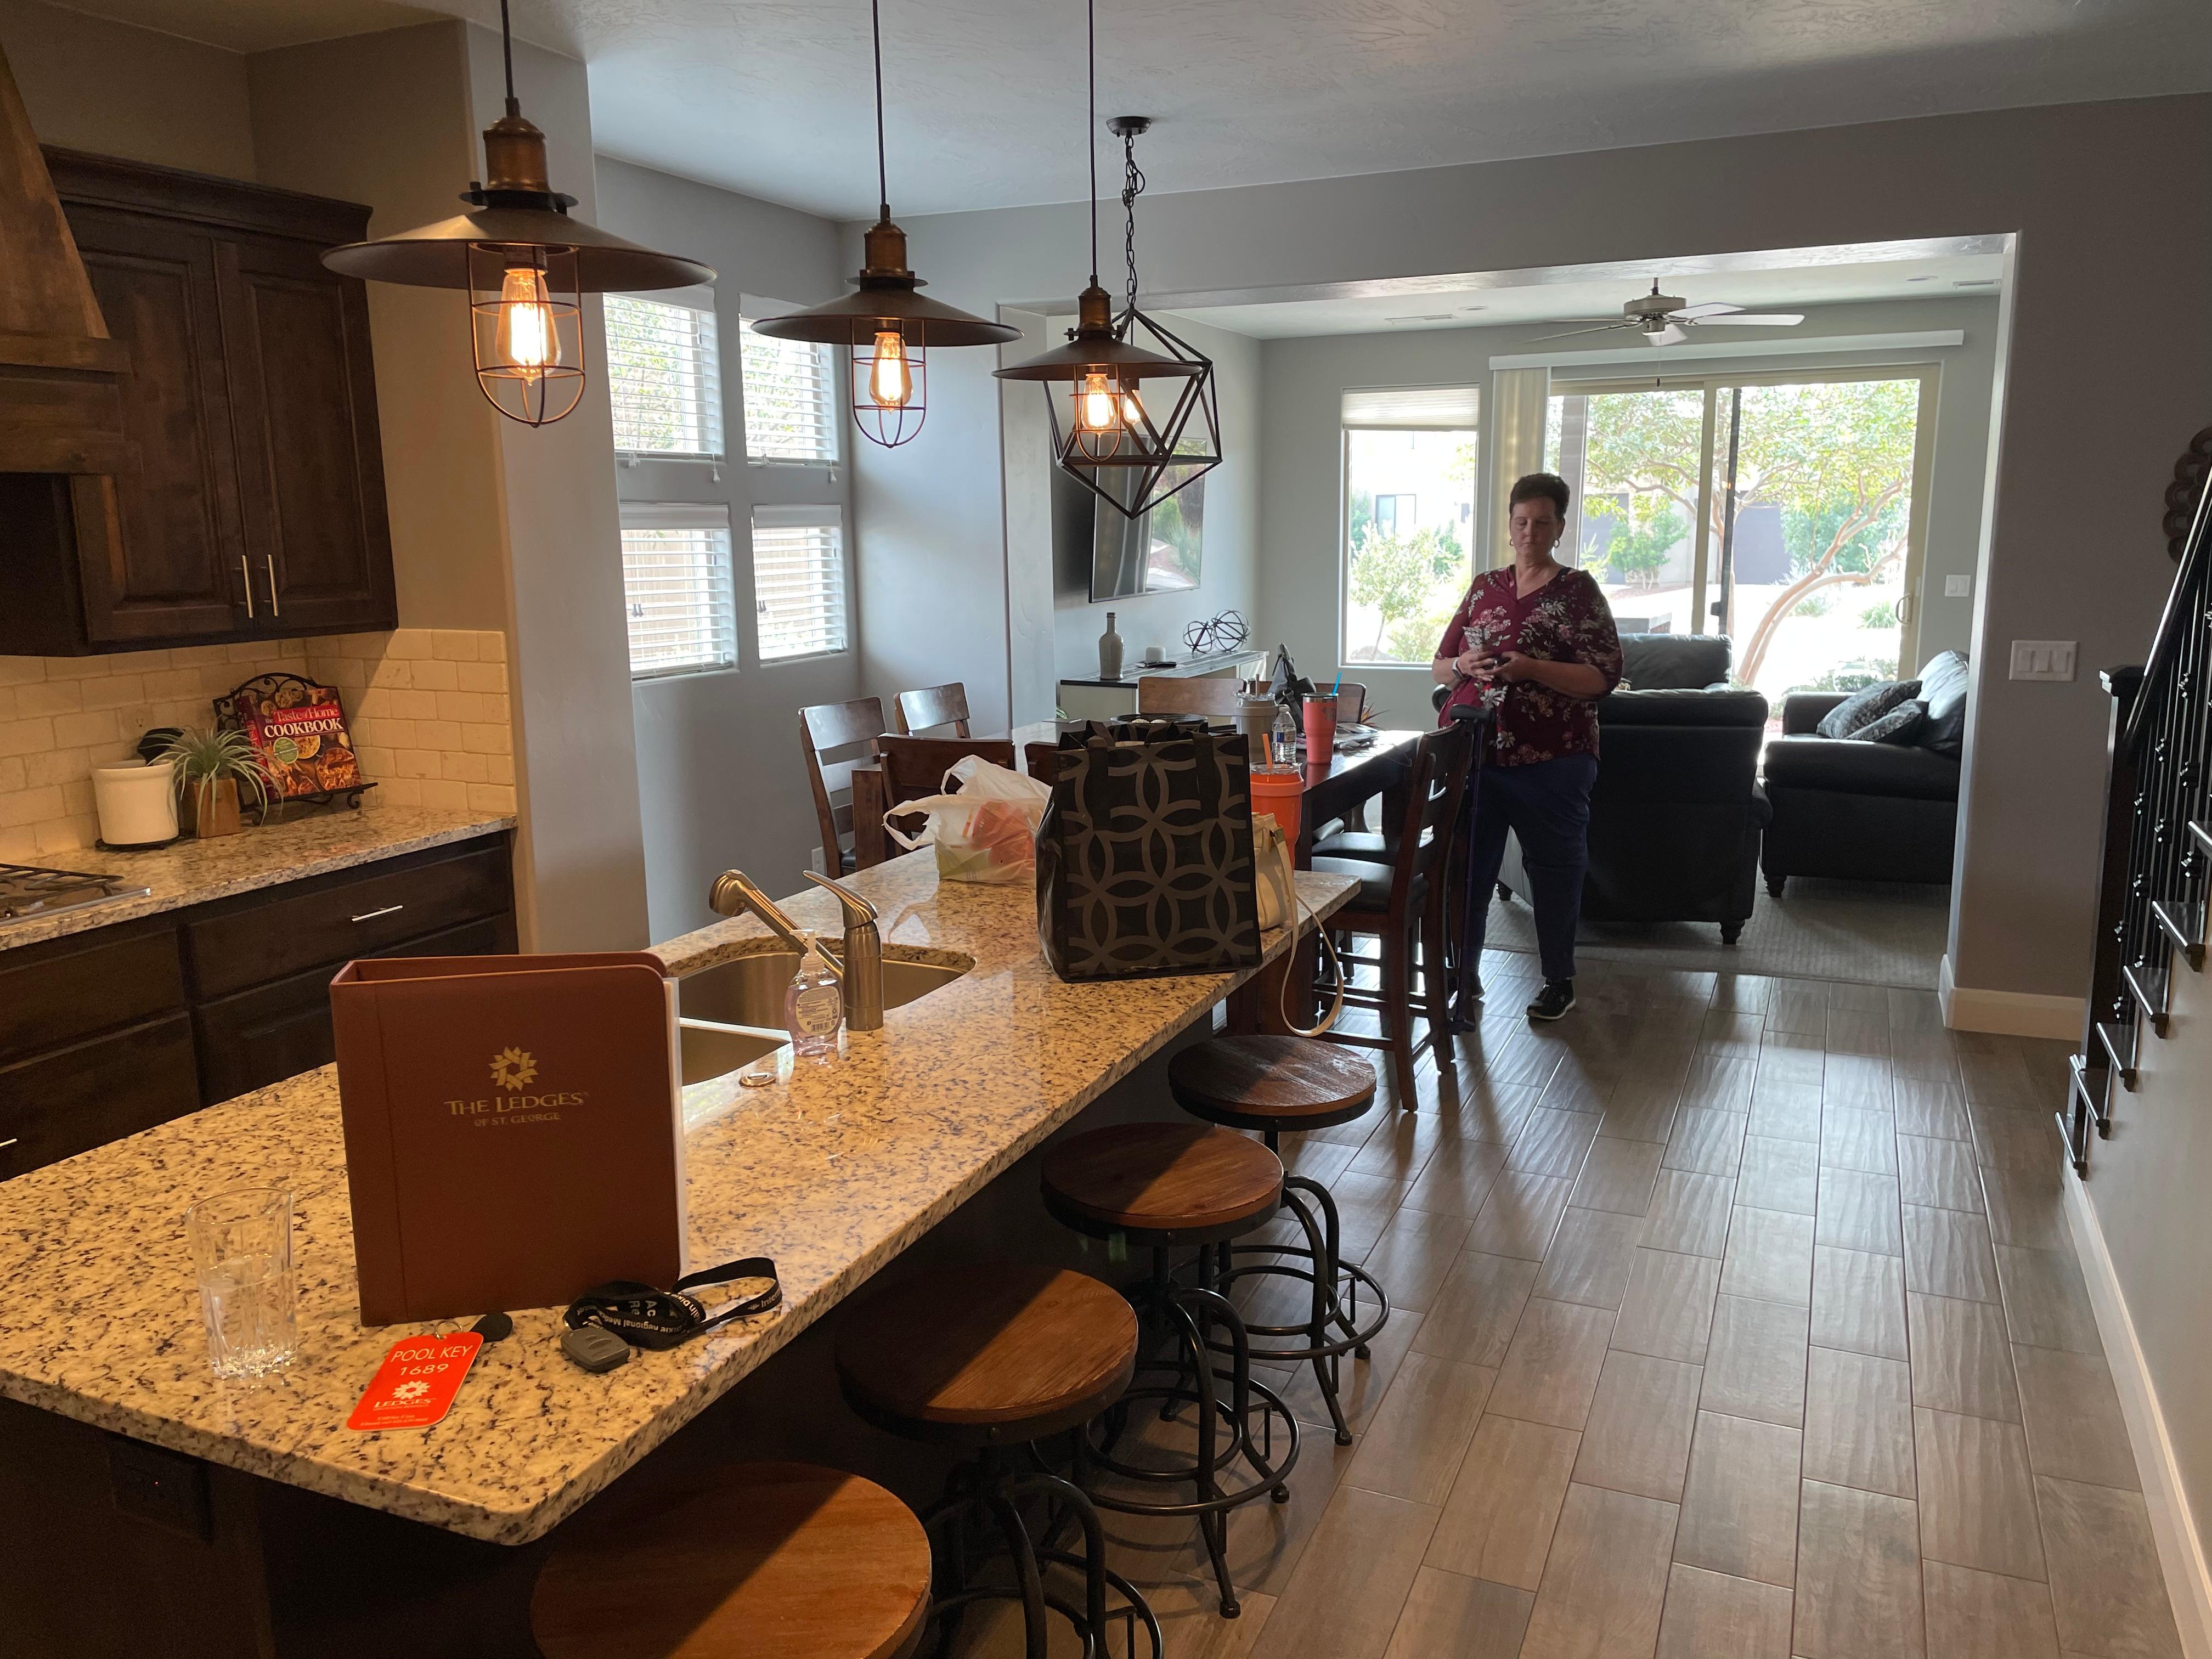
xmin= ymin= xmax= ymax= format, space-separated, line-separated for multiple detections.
xmin=1702 ymin=313 xmax=1804 ymax=326
xmin=1644 ymin=325 xmax=1688 ymax=347
xmin=1529 ymin=323 xmax=1630 ymax=342
xmin=1671 ymin=302 xmax=1741 ymax=319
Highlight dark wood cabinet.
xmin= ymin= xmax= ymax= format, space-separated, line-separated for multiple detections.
xmin=0 ymin=149 xmax=396 ymax=656
xmin=0 ymin=832 xmax=515 ymax=1178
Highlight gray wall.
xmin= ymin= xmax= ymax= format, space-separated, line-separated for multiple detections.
xmin=848 ymin=94 xmax=2212 ymax=1005
xmin=1253 ymin=296 xmax=2000 ymax=724
xmin=592 ymin=157 xmax=861 ymax=941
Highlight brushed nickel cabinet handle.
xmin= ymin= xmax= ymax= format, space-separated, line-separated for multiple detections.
xmin=350 ymin=904 xmax=404 ymax=923
xmin=264 ymin=555 xmax=281 ymax=617
xmin=240 ymin=555 xmax=255 ymax=618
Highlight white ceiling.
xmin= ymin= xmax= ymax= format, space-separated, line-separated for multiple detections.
xmin=51 ymin=0 xmax=2212 ymax=219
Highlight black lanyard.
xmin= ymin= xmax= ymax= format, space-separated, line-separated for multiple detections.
xmin=563 ymin=1257 xmax=782 ymax=1351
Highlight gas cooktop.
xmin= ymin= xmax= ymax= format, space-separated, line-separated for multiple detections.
xmin=0 ymin=862 xmax=154 ymax=926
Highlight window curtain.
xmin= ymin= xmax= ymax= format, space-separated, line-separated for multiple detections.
xmin=1483 ymin=367 xmax=1551 ymax=567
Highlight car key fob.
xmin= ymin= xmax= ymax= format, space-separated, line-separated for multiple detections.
xmin=560 ymin=1325 xmax=630 ymax=1374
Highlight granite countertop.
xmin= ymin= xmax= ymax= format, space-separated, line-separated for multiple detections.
xmin=0 ymin=805 xmax=517 ymax=952
xmin=0 ymin=853 xmax=1355 ymax=1545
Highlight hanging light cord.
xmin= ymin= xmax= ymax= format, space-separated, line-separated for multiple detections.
xmin=1120 ymin=127 xmax=1146 ymax=319
xmin=1086 ymin=0 xmax=1098 ymax=289
xmin=499 ymin=0 xmax=519 ymax=117
xmin=871 ymin=0 xmax=890 ymax=221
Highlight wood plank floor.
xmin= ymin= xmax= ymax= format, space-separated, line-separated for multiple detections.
xmin=955 ymin=952 xmax=2183 ymax=1659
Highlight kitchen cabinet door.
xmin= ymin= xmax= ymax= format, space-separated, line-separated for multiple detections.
xmin=0 ymin=1012 xmax=200 ymax=1180
xmin=219 ymin=233 xmax=395 ymax=635
xmin=64 ymin=206 xmax=251 ymax=644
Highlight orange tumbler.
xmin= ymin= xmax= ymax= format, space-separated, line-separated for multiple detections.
xmin=1249 ymin=767 xmax=1305 ymax=846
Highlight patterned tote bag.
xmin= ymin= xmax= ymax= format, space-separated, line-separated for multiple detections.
xmin=1036 ymin=720 xmax=1263 ymax=980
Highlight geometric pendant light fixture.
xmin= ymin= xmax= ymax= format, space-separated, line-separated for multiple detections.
xmin=321 ymin=0 xmax=714 ymax=427
xmin=750 ymin=0 xmax=1020 ymax=448
xmin=994 ymin=0 xmax=1214 ymax=518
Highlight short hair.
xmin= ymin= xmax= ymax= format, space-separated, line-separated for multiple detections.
xmin=1509 ymin=472 xmax=1571 ymax=517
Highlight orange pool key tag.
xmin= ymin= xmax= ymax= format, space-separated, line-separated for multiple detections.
xmin=346 ymin=1332 xmax=483 ymax=1431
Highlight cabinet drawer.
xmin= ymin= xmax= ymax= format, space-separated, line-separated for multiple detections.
xmin=194 ymin=912 xmax=515 ymax=1104
xmin=185 ymin=843 xmax=510 ymax=998
xmin=0 ymin=923 xmax=185 ymax=1066
xmin=0 ymin=1013 xmax=200 ymax=1181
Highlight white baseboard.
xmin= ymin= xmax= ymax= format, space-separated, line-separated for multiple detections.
xmin=1938 ymin=952 xmax=2086 ymax=1038
xmin=2065 ymin=1168 xmax=2212 ymax=1658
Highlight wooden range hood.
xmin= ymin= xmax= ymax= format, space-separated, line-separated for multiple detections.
xmin=0 ymin=41 xmax=131 ymax=566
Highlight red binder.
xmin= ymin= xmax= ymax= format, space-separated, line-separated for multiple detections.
xmin=330 ymin=952 xmax=684 ymax=1326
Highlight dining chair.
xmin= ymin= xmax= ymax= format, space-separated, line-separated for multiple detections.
xmin=800 ymin=697 xmax=889 ymax=876
xmin=1134 ymin=676 xmax=1246 ymax=719
xmin=893 ymin=682 xmax=972 ymax=737
xmin=1024 ymin=742 xmax=1063 ymax=785
xmin=877 ymin=735 xmax=1017 ymax=843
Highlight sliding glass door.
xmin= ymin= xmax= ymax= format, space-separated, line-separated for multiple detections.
xmin=1547 ymin=369 xmax=1935 ymax=703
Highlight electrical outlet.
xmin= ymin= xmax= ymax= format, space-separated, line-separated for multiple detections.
xmin=1944 ymin=574 xmax=1972 ymax=598
xmin=2009 ymin=640 xmax=2077 ymax=682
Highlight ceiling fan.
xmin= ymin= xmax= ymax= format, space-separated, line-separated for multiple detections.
xmin=1533 ymin=280 xmax=1805 ymax=347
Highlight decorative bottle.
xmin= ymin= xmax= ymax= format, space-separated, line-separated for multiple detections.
xmin=1098 ymin=612 xmax=1124 ymax=680
xmin=784 ymin=931 xmax=843 ymax=1060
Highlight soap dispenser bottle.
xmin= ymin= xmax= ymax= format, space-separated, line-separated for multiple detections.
xmin=785 ymin=931 xmax=843 ymax=1059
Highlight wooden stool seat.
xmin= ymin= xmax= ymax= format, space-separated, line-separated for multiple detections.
xmin=837 ymin=1265 xmax=1137 ymax=1442
xmin=532 ymin=1462 xmax=930 ymax=1659
xmin=1041 ymin=1122 xmax=1283 ymax=1242
xmin=1169 ymin=1036 xmax=1378 ymax=1134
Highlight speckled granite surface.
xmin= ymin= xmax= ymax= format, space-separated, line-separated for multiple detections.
xmin=0 ymin=853 xmax=1355 ymax=1544
xmin=0 ymin=805 xmax=516 ymax=952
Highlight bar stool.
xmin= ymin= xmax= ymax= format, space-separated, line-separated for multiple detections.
xmin=837 ymin=1263 xmax=1163 ymax=1658
xmin=1167 ymin=1036 xmax=1387 ymax=1446
xmin=1040 ymin=1122 xmax=1301 ymax=1619
xmin=532 ymin=1460 xmax=932 ymax=1659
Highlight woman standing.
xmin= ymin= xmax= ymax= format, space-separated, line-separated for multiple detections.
xmin=1434 ymin=472 xmax=1622 ymax=1022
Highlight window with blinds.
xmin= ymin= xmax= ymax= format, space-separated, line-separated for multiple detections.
xmin=738 ymin=300 xmax=839 ymax=464
xmin=1340 ymin=385 xmax=1482 ymax=429
xmin=752 ymin=506 xmax=847 ymax=661
xmin=606 ymin=292 xmax=725 ymax=459
xmin=618 ymin=503 xmax=737 ymax=679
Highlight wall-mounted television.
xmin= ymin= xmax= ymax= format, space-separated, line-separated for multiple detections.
xmin=1052 ymin=469 xmax=1206 ymax=602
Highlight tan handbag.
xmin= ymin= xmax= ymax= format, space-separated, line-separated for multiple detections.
xmin=1254 ymin=814 xmax=1342 ymax=1037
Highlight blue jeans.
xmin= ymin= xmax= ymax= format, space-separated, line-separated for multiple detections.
xmin=1463 ymin=753 xmax=1598 ymax=984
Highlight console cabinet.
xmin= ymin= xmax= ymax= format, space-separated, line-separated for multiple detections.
xmin=0 ymin=834 xmax=514 ymax=1181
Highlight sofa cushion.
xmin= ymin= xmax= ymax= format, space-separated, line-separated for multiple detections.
xmin=1619 ymin=633 xmax=1730 ymax=691
xmin=1601 ymin=687 xmax=1770 ymax=729
xmin=1847 ymin=702 xmax=1927 ymax=744
xmin=1917 ymin=650 xmax=1971 ymax=756
xmin=1764 ymin=733 xmax=1962 ymax=801
xmin=1815 ymin=678 xmax=1921 ymax=739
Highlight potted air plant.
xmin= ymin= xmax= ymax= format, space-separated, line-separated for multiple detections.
xmin=157 ymin=726 xmax=274 ymax=840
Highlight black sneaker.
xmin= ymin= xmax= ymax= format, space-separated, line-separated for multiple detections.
xmin=1526 ymin=979 xmax=1576 ymax=1021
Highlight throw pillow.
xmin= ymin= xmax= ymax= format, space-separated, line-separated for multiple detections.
xmin=1816 ymin=678 xmax=1922 ymax=740
xmin=1848 ymin=702 xmax=1927 ymax=744
xmin=1917 ymin=650 xmax=1971 ymax=756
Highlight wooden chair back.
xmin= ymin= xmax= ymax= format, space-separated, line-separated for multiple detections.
xmin=800 ymin=697 xmax=888 ymax=875
xmin=893 ymin=682 xmax=972 ymax=737
xmin=1134 ymin=675 xmax=1246 ymax=719
xmin=877 ymin=735 xmax=1018 ymax=839
xmin=1024 ymin=743 xmax=1062 ymax=785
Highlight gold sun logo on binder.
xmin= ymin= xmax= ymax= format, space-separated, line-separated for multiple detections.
xmin=490 ymin=1047 xmax=538 ymax=1090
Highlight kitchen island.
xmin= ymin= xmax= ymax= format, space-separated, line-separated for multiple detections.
xmin=0 ymin=851 xmax=1355 ymax=1656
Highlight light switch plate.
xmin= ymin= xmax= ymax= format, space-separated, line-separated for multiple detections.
xmin=2010 ymin=640 xmax=2077 ymax=681
xmin=1944 ymin=574 xmax=1972 ymax=597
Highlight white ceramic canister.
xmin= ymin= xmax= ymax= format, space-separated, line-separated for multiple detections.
xmin=93 ymin=760 xmax=179 ymax=848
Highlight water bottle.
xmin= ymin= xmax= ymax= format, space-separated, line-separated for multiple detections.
xmin=1272 ymin=702 xmax=1299 ymax=767
xmin=785 ymin=931 xmax=843 ymax=1059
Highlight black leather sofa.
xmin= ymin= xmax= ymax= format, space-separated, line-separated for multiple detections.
xmin=1759 ymin=650 xmax=1968 ymax=892
xmin=1495 ymin=634 xmax=1772 ymax=943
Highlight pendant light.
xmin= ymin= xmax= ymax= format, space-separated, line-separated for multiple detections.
xmin=321 ymin=0 xmax=713 ymax=427
xmin=751 ymin=0 xmax=1019 ymax=448
xmin=994 ymin=0 xmax=1209 ymax=518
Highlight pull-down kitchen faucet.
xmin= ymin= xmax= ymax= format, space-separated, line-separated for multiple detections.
xmin=707 ymin=869 xmax=885 ymax=1032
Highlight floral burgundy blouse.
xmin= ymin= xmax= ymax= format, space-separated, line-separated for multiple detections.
xmin=1435 ymin=566 xmax=1624 ymax=766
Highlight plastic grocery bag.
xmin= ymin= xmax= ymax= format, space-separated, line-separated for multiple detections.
xmin=884 ymin=754 xmax=1052 ymax=884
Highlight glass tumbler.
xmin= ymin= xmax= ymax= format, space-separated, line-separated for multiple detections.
xmin=185 ymin=1187 xmax=298 ymax=1378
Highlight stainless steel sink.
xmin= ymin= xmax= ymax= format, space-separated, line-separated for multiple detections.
xmin=674 ymin=944 xmax=972 ymax=1084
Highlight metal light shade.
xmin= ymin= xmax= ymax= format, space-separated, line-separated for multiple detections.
xmin=752 ymin=218 xmax=1016 ymax=448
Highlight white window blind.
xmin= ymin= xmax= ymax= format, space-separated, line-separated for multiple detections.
xmin=619 ymin=502 xmax=737 ymax=679
xmin=1341 ymin=385 xmax=1482 ymax=430
xmin=738 ymin=298 xmax=839 ymax=464
xmin=752 ymin=505 xmax=847 ymax=661
xmin=606 ymin=291 xmax=725 ymax=459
